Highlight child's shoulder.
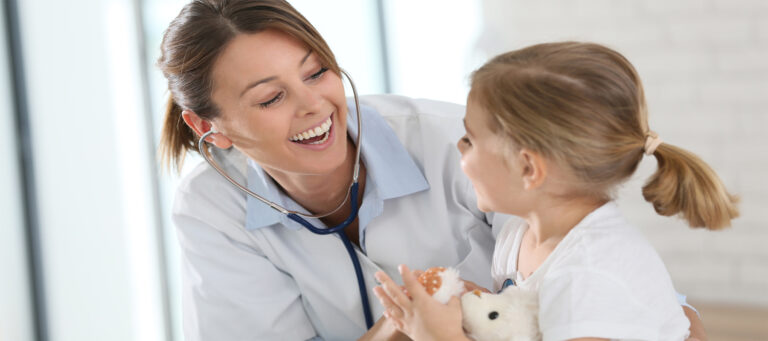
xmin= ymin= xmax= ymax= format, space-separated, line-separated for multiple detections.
xmin=536 ymin=204 xmax=687 ymax=338
xmin=548 ymin=203 xmax=670 ymax=288
xmin=549 ymin=203 xmax=668 ymax=283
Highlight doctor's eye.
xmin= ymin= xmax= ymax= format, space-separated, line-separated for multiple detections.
xmin=259 ymin=91 xmax=284 ymax=108
xmin=308 ymin=67 xmax=329 ymax=80
xmin=488 ymin=311 xmax=499 ymax=320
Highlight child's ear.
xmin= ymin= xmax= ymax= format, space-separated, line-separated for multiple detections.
xmin=181 ymin=110 xmax=233 ymax=149
xmin=518 ymin=148 xmax=547 ymax=190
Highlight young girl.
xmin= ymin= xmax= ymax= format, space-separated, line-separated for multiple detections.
xmin=373 ymin=42 xmax=739 ymax=340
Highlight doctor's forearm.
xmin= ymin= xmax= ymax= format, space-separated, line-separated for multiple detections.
xmin=357 ymin=316 xmax=411 ymax=341
xmin=684 ymin=305 xmax=708 ymax=341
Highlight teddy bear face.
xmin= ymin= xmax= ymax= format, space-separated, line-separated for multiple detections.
xmin=460 ymin=288 xmax=541 ymax=341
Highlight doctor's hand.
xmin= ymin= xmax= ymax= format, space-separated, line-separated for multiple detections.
xmin=357 ymin=315 xmax=411 ymax=341
xmin=683 ymin=305 xmax=707 ymax=341
xmin=373 ymin=265 xmax=471 ymax=341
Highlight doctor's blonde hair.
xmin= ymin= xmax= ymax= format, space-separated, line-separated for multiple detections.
xmin=158 ymin=0 xmax=340 ymax=172
xmin=470 ymin=42 xmax=739 ymax=230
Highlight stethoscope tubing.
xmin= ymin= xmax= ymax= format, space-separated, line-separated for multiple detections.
xmin=196 ymin=69 xmax=374 ymax=329
xmin=286 ymin=181 xmax=374 ymax=328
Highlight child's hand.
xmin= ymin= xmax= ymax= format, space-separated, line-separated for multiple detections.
xmin=373 ymin=265 xmax=469 ymax=341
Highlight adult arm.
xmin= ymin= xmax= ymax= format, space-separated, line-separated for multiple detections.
xmin=357 ymin=317 xmax=411 ymax=341
xmin=684 ymin=306 xmax=707 ymax=341
xmin=677 ymin=293 xmax=707 ymax=341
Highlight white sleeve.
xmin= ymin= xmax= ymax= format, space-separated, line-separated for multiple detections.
xmin=538 ymin=269 xmax=661 ymax=341
xmin=174 ymin=206 xmax=318 ymax=340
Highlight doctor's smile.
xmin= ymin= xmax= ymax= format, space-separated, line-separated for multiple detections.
xmin=289 ymin=116 xmax=332 ymax=143
xmin=289 ymin=115 xmax=336 ymax=150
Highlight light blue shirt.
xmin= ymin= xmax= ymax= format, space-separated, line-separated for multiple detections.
xmin=245 ymin=100 xmax=430 ymax=252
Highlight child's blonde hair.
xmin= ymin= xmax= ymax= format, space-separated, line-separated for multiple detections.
xmin=470 ymin=42 xmax=738 ymax=230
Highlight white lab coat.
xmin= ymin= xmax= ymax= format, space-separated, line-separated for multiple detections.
xmin=172 ymin=94 xmax=509 ymax=341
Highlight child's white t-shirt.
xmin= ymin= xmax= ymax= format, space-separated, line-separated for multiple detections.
xmin=491 ymin=202 xmax=690 ymax=341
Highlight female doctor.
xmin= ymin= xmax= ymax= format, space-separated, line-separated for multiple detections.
xmin=158 ymin=0 xmax=706 ymax=340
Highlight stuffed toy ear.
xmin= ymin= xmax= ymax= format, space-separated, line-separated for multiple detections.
xmin=417 ymin=267 xmax=465 ymax=304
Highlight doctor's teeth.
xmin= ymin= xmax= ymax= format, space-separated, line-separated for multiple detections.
xmin=290 ymin=117 xmax=333 ymax=141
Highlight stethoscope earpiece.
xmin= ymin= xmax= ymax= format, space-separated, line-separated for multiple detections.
xmin=200 ymin=130 xmax=217 ymax=140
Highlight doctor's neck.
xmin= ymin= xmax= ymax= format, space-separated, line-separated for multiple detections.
xmin=263 ymin=136 xmax=364 ymax=217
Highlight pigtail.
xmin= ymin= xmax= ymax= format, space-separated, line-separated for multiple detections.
xmin=642 ymin=143 xmax=739 ymax=230
xmin=159 ymin=96 xmax=197 ymax=173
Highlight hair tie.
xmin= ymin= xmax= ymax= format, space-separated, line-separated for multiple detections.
xmin=644 ymin=131 xmax=663 ymax=155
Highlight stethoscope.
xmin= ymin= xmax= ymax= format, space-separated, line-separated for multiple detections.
xmin=197 ymin=69 xmax=374 ymax=329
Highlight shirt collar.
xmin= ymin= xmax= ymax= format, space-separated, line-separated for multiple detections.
xmin=245 ymin=99 xmax=430 ymax=230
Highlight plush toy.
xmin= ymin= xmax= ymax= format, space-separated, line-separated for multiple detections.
xmin=417 ymin=267 xmax=541 ymax=341
xmin=461 ymin=288 xmax=541 ymax=341
xmin=417 ymin=266 xmax=465 ymax=304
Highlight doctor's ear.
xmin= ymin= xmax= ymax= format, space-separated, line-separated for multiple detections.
xmin=181 ymin=110 xmax=233 ymax=149
xmin=518 ymin=148 xmax=547 ymax=190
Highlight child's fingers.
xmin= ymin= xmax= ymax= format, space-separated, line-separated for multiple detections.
xmin=399 ymin=265 xmax=430 ymax=300
xmin=373 ymin=286 xmax=398 ymax=313
xmin=374 ymin=286 xmax=409 ymax=322
xmin=447 ymin=295 xmax=462 ymax=310
xmin=383 ymin=311 xmax=405 ymax=332
xmin=375 ymin=271 xmax=412 ymax=311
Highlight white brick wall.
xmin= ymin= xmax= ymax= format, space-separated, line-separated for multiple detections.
xmin=477 ymin=0 xmax=768 ymax=306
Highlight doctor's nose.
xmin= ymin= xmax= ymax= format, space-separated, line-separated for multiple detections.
xmin=294 ymin=84 xmax=325 ymax=118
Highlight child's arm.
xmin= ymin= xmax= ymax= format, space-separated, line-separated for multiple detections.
xmin=561 ymin=312 xmax=704 ymax=341
xmin=373 ymin=265 xmax=471 ymax=341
